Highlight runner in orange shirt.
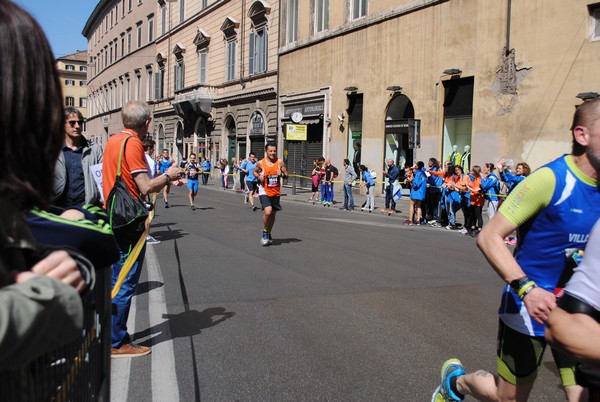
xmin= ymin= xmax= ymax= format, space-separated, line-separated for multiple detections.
xmin=253 ymin=143 xmax=288 ymax=246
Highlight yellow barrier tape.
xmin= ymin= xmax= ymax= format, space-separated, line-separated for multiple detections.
xmin=111 ymin=193 xmax=156 ymax=299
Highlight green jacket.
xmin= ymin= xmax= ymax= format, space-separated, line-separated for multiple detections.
xmin=0 ymin=202 xmax=83 ymax=369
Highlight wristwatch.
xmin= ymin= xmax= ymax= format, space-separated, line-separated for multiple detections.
xmin=510 ymin=276 xmax=530 ymax=293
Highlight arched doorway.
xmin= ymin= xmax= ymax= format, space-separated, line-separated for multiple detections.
xmin=175 ymin=121 xmax=184 ymax=162
xmin=248 ymin=111 xmax=265 ymax=159
xmin=225 ymin=116 xmax=236 ymax=163
xmin=384 ymin=94 xmax=417 ymax=169
xmin=157 ymin=124 xmax=165 ymax=155
xmin=195 ymin=117 xmax=208 ymax=160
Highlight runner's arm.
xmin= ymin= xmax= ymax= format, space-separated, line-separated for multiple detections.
xmin=279 ymin=160 xmax=288 ymax=179
xmin=546 ymin=307 xmax=600 ymax=369
xmin=477 ymin=168 xmax=557 ymax=323
xmin=253 ymin=161 xmax=263 ymax=184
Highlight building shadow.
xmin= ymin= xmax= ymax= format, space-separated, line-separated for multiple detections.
xmin=132 ymin=307 xmax=235 ymax=347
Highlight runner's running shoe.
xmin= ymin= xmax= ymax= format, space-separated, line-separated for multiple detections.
xmin=431 ymin=358 xmax=466 ymax=402
xmin=260 ymin=232 xmax=270 ymax=246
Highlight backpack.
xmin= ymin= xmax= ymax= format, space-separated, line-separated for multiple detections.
xmin=106 ymin=137 xmax=149 ymax=249
xmin=370 ymin=170 xmax=377 ymax=179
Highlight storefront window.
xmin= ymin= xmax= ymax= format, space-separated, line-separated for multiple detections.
xmin=347 ymin=94 xmax=363 ymax=175
xmin=442 ymin=77 xmax=474 ymax=169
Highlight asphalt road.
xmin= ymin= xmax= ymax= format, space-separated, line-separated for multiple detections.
xmin=111 ymin=184 xmax=565 ymax=402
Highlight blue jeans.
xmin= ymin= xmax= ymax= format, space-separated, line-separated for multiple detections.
xmin=111 ymin=244 xmax=146 ymax=347
xmin=343 ymin=184 xmax=354 ymax=209
xmin=325 ymin=183 xmax=334 ymax=203
xmin=446 ymin=199 xmax=461 ymax=226
xmin=385 ymin=186 xmax=396 ymax=210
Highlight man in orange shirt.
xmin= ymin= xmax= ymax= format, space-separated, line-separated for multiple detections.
xmin=103 ymin=101 xmax=179 ymax=358
xmin=253 ymin=143 xmax=288 ymax=246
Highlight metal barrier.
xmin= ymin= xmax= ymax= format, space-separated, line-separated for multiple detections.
xmin=0 ymin=267 xmax=112 ymax=402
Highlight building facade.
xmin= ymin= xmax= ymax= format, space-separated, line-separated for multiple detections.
xmin=278 ymin=0 xmax=600 ymax=185
xmin=83 ymin=0 xmax=279 ymax=166
xmin=83 ymin=0 xmax=158 ymax=148
xmin=152 ymin=0 xmax=279 ymax=165
xmin=57 ymin=50 xmax=89 ymax=120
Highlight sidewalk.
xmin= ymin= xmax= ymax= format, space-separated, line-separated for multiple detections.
xmin=208 ymin=178 xmax=492 ymax=228
xmin=200 ymin=178 xmax=416 ymax=222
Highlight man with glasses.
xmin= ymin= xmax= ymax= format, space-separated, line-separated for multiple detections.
xmin=53 ymin=106 xmax=103 ymax=208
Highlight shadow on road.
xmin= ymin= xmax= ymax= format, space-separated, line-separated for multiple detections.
xmin=136 ymin=280 xmax=164 ymax=295
xmin=133 ymin=307 xmax=235 ymax=347
xmin=149 ymin=228 xmax=186 ymax=241
xmin=270 ymin=238 xmax=302 ymax=246
xmin=149 ymin=222 xmax=177 ymax=229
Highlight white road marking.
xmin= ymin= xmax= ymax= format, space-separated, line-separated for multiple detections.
xmin=146 ymin=246 xmax=180 ymax=402
xmin=110 ymin=296 xmax=135 ymax=402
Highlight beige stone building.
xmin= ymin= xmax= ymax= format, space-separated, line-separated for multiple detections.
xmin=57 ymin=50 xmax=89 ymax=120
xmin=83 ymin=0 xmax=158 ymax=148
xmin=152 ymin=0 xmax=279 ymax=164
xmin=278 ymin=0 xmax=600 ymax=183
xmin=83 ymin=0 xmax=279 ymax=166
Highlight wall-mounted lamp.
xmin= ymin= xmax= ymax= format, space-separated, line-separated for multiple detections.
xmin=344 ymin=86 xmax=358 ymax=92
xmin=386 ymin=85 xmax=402 ymax=92
xmin=576 ymin=92 xmax=599 ymax=101
xmin=442 ymin=68 xmax=462 ymax=76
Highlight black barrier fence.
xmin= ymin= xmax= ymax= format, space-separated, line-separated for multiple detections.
xmin=0 ymin=268 xmax=111 ymax=402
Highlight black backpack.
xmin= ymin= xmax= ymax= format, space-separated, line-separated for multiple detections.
xmin=332 ymin=166 xmax=339 ymax=178
xmin=105 ymin=136 xmax=149 ymax=249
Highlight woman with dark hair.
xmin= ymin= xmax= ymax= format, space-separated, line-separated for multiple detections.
xmin=481 ymin=162 xmax=500 ymax=220
xmin=465 ymin=165 xmax=485 ymax=236
xmin=428 ymin=161 xmax=457 ymax=228
xmin=425 ymin=158 xmax=442 ymax=223
xmin=498 ymin=160 xmax=531 ymax=194
xmin=0 ymin=0 xmax=89 ymax=368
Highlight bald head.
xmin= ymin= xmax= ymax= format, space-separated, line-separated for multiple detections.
xmin=571 ymin=98 xmax=600 ymax=155
xmin=122 ymin=101 xmax=151 ymax=131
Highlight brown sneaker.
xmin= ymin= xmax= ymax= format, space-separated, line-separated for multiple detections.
xmin=111 ymin=343 xmax=151 ymax=358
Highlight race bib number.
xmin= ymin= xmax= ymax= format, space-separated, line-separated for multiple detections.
xmin=267 ymin=174 xmax=279 ymax=188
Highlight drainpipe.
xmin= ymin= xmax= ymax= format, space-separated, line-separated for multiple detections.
xmin=505 ymin=0 xmax=512 ymax=55
xmin=239 ymin=0 xmax=246 ymax=88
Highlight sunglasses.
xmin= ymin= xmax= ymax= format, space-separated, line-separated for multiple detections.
xmin=67 ymin=120 xmax=84 ymax=127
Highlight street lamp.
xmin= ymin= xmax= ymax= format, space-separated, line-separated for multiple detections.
xmin=442 ymin=68 xmax=462 ymax=76
xmin=576 ymin=92 xmax=599 ymax=101
xmin=386 ymin=85 xmax=402 ymax=92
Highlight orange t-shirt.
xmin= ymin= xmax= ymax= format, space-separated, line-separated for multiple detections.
xmin=102 ymin=130 xmax=148 ymax=208
xmin=260 ymin=158 xmax=281 ymax=197
xmin=467 ymin=176 xmax=485 ymax=207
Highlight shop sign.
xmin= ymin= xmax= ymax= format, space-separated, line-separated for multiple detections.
xmin=284 ymin=102 xmax=324 ymax=118
xmin=285 ymin=124 xmax=307 ymax=141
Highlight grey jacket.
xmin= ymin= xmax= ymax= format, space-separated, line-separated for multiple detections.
xmin=0 ymin=202 xmax=83 ymax=369
xmin=343 ymin=164 xmax=358 ymax=184
xmin=53 ymin=140 xmax=103 ymax=206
